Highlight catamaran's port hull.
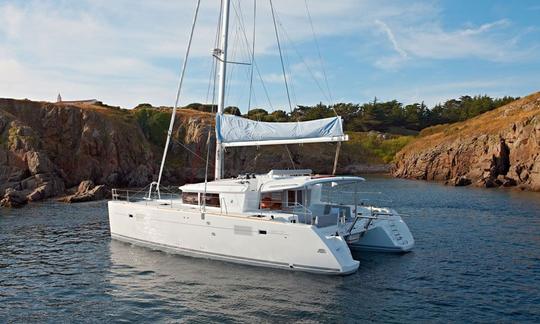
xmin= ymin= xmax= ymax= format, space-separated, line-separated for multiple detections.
xmin=108 ymin=201 xmax=359 ymax=275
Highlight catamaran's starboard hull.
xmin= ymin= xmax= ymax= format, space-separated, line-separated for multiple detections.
xmin=108 ymin=201 xmax=359 ymax=275
xmin=349 ymin=216 xmax=415 ymax=253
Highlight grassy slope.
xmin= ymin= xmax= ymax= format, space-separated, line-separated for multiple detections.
xmin=401 ymin=92 xmax=540 ymax=155
xmin=344 ymin=132 xmax=414 ymax=164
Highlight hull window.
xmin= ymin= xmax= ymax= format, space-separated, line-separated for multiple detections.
xmin=260 ymin=192 xmax=283 ymax=210
xmin=182 ymin=192 xmax=199 ymax=205
xmin=203 ymin=193 xmax=220 ymax=207
xmin=287 ymin=190 xmax=304 ymax=207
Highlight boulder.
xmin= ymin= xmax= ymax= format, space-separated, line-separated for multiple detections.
xmin=77 ymin=180 xmax=95 ymax=193
xmin=477 ymin=177 xmax=502 ymax=188
xmin=0 ymin=188 xmax=28 ymax=208
xmin=451 ymin=176 xmax=472 ymax=187
xmin=27 ymin=185 xmax=46 ymax=202
xmin=500 ymin=176 xmax=517 ymax=187
xmin=61 ymin=180 xmax=109 ymax=203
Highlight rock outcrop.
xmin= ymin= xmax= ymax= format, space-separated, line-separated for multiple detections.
xmin=0 ymin=99 xmax=208 ymax=207
xmin=393 ymin=92 xmax=540 ymax=191
xmin=0 ymin=188 xmax=28 ymax=208
xmin=60 ymin=180 xmax=109 ymax=203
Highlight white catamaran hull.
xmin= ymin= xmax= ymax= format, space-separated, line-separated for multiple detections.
xmin=349 ymin=215 xmax=415 ymax=253
xmin=108 ymin=201 xmax=359 ymax=275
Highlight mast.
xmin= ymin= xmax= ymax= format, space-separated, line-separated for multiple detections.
xmin=215 ymin=0 xmax=231 ymax=180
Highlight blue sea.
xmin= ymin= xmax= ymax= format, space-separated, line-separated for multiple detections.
xmin=1 ymin=176 xmax=539 ymax=323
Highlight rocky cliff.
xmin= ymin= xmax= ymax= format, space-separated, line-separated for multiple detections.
xmin=393 ymin=92 xmax=540 ymax=191
xmin=0 ymin=99 xmax=214 ymax=207
xmin=0 ymin=98 xmax=385 ymax=207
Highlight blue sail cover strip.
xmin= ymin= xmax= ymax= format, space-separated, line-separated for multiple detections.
xmin=216 ymin=114 xmax=345 ymax=144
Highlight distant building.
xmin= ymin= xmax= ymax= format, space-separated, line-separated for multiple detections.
xmin=55 ymin=93 xmax=99 ymax=105
xmin=59 ymin=99 xmax=100 ymax=105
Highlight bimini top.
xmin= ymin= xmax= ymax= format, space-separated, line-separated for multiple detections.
xmin=259 ymin=175 xmax=365 ymax=193
xmin=179 ymin=178 xmax=250 ymax=194
xmin=216 ymin=114 xmax=348 ymax=147
xmin=179 ymin=171 xmax=364 ymax=194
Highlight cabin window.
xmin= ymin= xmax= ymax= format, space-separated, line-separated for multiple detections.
xmin=287 ymin=190 xmax=304 ymax=207
xmin=260 ymin=192 xmax=283 ymax=210
xmin=182 ymin=192 xmax=199 ymax=205
xmin=202 ymin=193 xmax=220 ymax=207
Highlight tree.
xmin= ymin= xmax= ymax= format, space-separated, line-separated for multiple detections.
xmin=133 ymin=103 xmax=154 ymax=110
xmin=270 ymin=110 xmax=288 ymax=122
xmin=246 ymin=108 xmax=269 ymax=120
xmin=224 ymin=106 xmax=241 ymax=116
xmin=184 ymin=103 xmax=216 ymax=112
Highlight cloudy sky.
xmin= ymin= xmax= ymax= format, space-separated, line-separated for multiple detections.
xmin=1 ymin=0 xmax=539 ymax=112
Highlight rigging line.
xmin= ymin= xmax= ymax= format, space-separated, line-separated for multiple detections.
xmin=206 ymin=3 xmax=224 ymax=104
xmin=271 ymin=11 xmax=301 ymax=119
xmin=232 ymin=1 xmax=252 ymax=109
xmin=281 ymin=34 xmax=298 ymax=109
xmin=171 ymin=137 xmax=215 ymax=169
xmin=225 ymin=17 xmax=241 ymax=104
xmin=204 ymin=33 xmax=220 ymax=194
xmin=205 ymin=54 xmax=218 ymax=103
xmin=231 ymin=2 xmax=273 ymax=111
xmin=269 ymin=0 xmax=293 ymax=113
xmin=247 ymin=0 xmax=256 ymax=111
xmin=157 ymin=0 xmax=201 ymax=189
xmin=276 ymin=17 xmax=332 ymax=103
xmin=228 ymin=0 xmax=253 ymax=107
xmin=233 ymin=0 xmax=254 ymax=111
xmin=304 ymin=0 xmax=337 ymax=114
xmin=216 ymin=0 xmax=224 ymax=51
xmin=253 ymin=59 xmax=273 ymax=110
xmin=271 ymin=11 xmax=299 ymax=108
xmin=202 ymin=127 xmax=212 ymax=211
xmin=284 ymin=145 xmax=296 ymax=170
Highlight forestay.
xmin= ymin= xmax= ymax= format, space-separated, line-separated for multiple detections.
xmin=216 ymin=114 xmax=348 ymax=147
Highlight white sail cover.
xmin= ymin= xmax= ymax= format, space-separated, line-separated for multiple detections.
xmin=216 ymin=114 xmax=348 ymax=147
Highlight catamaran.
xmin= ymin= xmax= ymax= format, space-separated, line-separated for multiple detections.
xmin=108 ymin=0 xmax=414 ymax=275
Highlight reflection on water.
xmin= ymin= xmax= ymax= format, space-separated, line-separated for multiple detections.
xmin=108 ymin=240 xmax=343 ymax=322
xmin=1 ymin=176 xmax=539 ymax=322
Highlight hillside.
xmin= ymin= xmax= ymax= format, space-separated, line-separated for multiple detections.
xmin=0 ymin=98 xmax=396 ymax=207
xmin=393 ymin=92 xmax=540 ymax=191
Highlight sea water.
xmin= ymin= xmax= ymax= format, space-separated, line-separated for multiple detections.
xmin=1 ymin=176 xmax=539 ymax=322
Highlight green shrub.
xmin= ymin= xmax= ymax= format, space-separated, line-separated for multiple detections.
xmin=345 ymin=132 xmax=413 ymax=163
xmin=133 ymin=108 xmax=171 ymax=147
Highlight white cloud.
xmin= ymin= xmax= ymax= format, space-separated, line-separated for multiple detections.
xmin=371 ymin=17 xmax=532 ymax=70
xmin=375 ymin=20 xmax=408 ymax=58
xmin=459 ymin=19 xmax=510 ymax=36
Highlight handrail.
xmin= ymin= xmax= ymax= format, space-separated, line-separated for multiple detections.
xmin=110 ymin=188 xmax=179 ymax=206
xmin=322 ymin=189 xmax=394 ymax=207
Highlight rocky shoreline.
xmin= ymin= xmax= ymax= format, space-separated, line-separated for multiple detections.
xmin=393 ymin=92 xmax=540 ymax=191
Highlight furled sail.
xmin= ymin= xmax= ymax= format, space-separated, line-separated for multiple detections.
xmin=216 ymin=114 xmax=348 ymax=147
